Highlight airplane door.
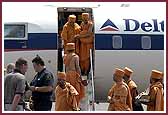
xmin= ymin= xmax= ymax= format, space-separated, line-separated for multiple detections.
xmin=57 ymin=7 xmax=95 ymax=76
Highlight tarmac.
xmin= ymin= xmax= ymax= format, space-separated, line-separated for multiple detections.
xmin=51 ymin=102 xmax=147 ymax=111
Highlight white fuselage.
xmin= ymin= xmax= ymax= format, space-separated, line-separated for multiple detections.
xmin=3 ymin=2 xmax=165 ymax=102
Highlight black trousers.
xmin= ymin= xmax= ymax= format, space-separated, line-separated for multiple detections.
xmin=33 ymin=100 xmax=52 ymax=111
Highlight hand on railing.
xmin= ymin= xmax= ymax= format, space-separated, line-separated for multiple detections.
xmin=82 ymin=80 xmax=88 ymax=86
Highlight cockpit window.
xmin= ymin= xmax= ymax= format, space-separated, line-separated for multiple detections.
xmin=4 ymin=24 xmax=27 ymax=40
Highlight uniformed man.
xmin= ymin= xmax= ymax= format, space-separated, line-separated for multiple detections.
xmin=123 ymin=67 xmax=142 ymax=111
xmin=107 ymin=68 xmax=132 ymax=111
xmin=145 ymin=70 xmax=164 ymax=111
xmin=78 ymin=13 xmax=94 ymax=75
xmin=64 ymin=43 xmax=85 ymax=109
xmin=4 ymin=58 xmax=28 ymax=111
xmin=55 ymin=72 xmax=80 ymax=111
xmin=61 ymin=15 xmax=81 ymax=54
xmin=30 ymin=56 xmax=54 ymax=111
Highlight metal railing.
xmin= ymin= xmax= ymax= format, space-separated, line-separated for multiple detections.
xmin=88 ymin=49 xmax=95 ymax=111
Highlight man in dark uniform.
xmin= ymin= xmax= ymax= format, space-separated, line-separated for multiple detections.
xmin=30 ymin=56 xmax=54 ymax=111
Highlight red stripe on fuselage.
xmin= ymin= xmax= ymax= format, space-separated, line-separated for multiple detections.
xmin=4 ymin=49 xmax=57 ymax=52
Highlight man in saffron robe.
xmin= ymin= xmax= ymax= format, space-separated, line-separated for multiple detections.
xmin=123 ymin=67 xmax=142 ymax=111
xmin=55 ymin=72 xmax=80 ymax=111
xmin=144 ymin=70 xmax=164 ymax=111
xmin=79 ymin=13 xmax=94 ymax=75
xmin=63 ymin=43 xmax=85 ymax=109
xmin=61 ymin=15 xmax=81 ymax=54
xmin=107 ymin=68 xmax=132 ymax=111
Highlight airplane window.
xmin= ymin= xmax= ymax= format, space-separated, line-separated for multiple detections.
xmin=112 ymin=35 xmax=122 ymax=49
xmin=141 ymin=36 xmax=151 ymax=49
xmin=4 ymin=24 xmax=27 ymax=40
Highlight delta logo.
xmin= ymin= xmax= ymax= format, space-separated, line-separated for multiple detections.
xmin=100 ymin=19 xmax=164 ymax=32
xmin=100 ymin=19 xmax=119 ymax=31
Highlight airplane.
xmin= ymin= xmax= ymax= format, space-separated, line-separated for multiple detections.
xmin=3 ymin=2 xmax=165 ymax=105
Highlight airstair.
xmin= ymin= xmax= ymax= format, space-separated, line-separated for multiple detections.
xmin=80 ymin=49 xmax=95 ymax=111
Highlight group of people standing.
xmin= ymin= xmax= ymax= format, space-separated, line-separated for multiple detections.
xmin=54 ymin=13 xmax=94 ymax=111
xmin=4 ymin=56 xmax=55 ymax=111
xmin=4 ymin=12 xmax=164 ymax=111
xmin=54 ymin=12 xmax=94 ymax=111
xmin=107 ymin=67 xmax=164 ymax=111
xmin=61 ymin=13 xmax=94 ymax=75
xmin=4 ymin=12 xmax=94 ymax=111
xmin=4 ymin=45 xmax=86 ymax=111
xmin=4 ymin=58 xmax=164 ymax=111
xmin=55 ymin=43 xmax=86 ymax=111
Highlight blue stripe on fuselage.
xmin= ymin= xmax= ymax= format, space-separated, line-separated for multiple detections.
xmin=28 ymin=33 xmax=57 ymax=49
xmin=4 ymin=33 xmax=57 ymax=49
xmin=4 ymin=33 xmax=164 ymax=50
xmin=95 ymin=34 xmax=164 ymax=50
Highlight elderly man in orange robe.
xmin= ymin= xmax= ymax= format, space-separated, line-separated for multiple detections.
xmin=61 ymin=15 xmax=81 ymax=54
xmin=78 ymin=13 xmax=94 ymax=75
xmin=107 ymin=68 xmax=132 ymax=111
xmin=63 ymin=43 xmax=85 ymax=109
xmin=144 ymin=70 xmax=164 ymax=111
xmin=123 ymin=67 xmax=140 ymax=111
xmin=55 ymin=72 xmax=80 ymax=111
